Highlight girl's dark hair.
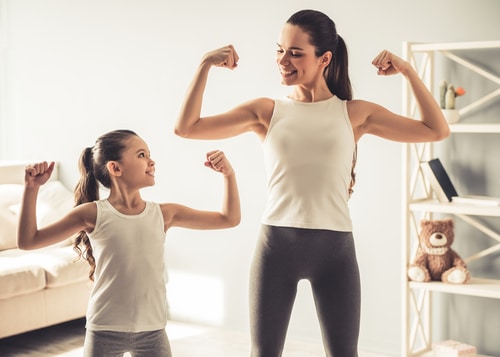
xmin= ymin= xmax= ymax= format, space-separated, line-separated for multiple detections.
xmin=287 ymin=10 xmax=356 ymax=196
xmin=73 ymin=129 xmax=138 ymax=280
xmin=287 ymin=9 xmax=352 ymax=101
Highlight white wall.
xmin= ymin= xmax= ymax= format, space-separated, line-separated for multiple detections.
xmin=1 ymin=0 xmax=499 ymax=355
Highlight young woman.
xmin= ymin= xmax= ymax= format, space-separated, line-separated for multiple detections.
xmin=17 ymin=129 xmax=240 ymax=357
xmin=175 ymin=9 xmax=449 ymax=357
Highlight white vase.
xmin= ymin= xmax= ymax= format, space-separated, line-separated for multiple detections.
xmin=442 ymin=109 xmax=460 ymax=124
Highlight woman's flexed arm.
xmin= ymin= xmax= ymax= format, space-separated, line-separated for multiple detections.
xmin=352 ymin=50 xmax=450 ymax=143
xmin=370 ymin=50 xmax=450 ymax=142
xmin=174 ymin=45 xmax=271 ymax=140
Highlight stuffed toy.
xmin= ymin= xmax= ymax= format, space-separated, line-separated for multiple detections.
xmin=408 ymin=218 xmax=470 ymax=284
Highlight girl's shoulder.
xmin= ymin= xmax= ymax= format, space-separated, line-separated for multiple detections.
xmin=69 ymin=201 xmax=97 ymax=223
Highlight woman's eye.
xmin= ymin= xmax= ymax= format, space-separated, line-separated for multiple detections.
xmin=276 ymin=49 xmax=284 ymax=54
xmin=291 ymin=53 xmax=301 ymax=57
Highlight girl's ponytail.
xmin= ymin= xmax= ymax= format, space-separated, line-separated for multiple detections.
xmin=75 ymin=147 xmax=99 ymax=205
xmin=73 ymin=147 xmax=98 ymax=281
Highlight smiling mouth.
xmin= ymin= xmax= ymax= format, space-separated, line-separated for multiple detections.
xmin=281 ymin=69 xmax=297 ymax=77
xmin=146 ymin=171 xmax=155 ymax=177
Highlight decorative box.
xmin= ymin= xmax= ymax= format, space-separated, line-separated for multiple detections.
xmin=433 ymin=340 xmax=477 ymax=357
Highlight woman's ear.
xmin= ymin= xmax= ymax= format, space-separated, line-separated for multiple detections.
xmin=106 ymin=161 xmax=122 ymax=177
xmin=320 ymin=51 xmax=333 ymax=67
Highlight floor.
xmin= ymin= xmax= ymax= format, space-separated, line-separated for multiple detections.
xmin=0 ymin=318 xmax=388 ymax=357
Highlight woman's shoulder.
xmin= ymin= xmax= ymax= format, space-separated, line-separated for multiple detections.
xmin=245 ymin=97 xmax=275 ymax=111
xmin=346 ymin=99 xmax=382 ymax=117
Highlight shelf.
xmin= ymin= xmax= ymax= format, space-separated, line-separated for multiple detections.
xmin=409 ymin=278 xmax=500 ymax=299
xmin=402 ymin=40 xmax=500 ymax=357
xmin=408 ymin=40 xmax=500 ymax=52
xmin=449 ymin=123 xmax=500 ymax=133
xmin=417 ymin=351 xmax=493 ymax=357
xmin=409 ymin=199 xmax=500 ymax=217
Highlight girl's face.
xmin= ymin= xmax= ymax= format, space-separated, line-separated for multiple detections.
xmin=116 ymin=135 xmax=156 ymax=189
xmin=276 ymin=24 xmax=326 ymax=87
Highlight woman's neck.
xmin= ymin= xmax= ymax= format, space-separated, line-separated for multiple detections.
xmin=289 ymin=84 xmax=333 ymax=103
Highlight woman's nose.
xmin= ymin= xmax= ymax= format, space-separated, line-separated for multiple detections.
xmin=279 ymin=54 xmax=289 ymax=65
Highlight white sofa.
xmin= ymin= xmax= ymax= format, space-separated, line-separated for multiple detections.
xmin=0 ymin=161 xmax=91 ymax=339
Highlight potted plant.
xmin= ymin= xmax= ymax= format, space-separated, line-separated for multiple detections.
xmin=440 ymin=80 xmax=466 ymax=124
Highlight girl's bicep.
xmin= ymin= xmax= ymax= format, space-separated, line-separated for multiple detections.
xmin=162 ymin=203 xmax=229 ymax=231
xmin=33 ymin=204 xmax=96 ymax=248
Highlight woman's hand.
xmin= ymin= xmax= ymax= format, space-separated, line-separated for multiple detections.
xmin=372 ymin=50 xmax=409 ymax=76
xmin=25 ymin=161 xmax=55 ymax=188
xmin=202 ymin=45 xmax=239 ymax=69
xmin=205 ymin=150 xmax=234 ymax=177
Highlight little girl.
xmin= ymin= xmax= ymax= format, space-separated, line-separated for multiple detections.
xmin=17 ymin=129 xmax=240 ymax=357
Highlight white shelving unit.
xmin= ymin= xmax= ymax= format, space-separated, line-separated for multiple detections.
xmin=401 ymin=40 xmax=500 ymax=357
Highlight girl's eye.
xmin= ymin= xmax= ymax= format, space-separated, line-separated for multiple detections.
xmin=276 ymin=49 xmax=284 ymax=54
xmin=139 ymin=153 xmax=145 ymax=158
xmin=291 ymin=52 xmax=301 ymax=58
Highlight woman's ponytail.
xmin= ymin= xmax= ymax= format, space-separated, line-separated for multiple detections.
xmin=325 ymin=35 xmax=352 ymax=101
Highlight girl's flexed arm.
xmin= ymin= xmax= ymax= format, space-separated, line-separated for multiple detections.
xmin=162 ymin=150 xmax=241 ymax=231
xmin=17 ymin=161 xmax=95 ymax=250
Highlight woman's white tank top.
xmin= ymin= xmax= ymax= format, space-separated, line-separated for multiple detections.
xmin=261 ymin=96 xmax=355 ymax=232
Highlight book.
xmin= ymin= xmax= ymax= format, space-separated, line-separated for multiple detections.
xmin=420 ymin=158 xmax=458 ymax=202
xmin=420 ymin=158 xmax=500 ymax=206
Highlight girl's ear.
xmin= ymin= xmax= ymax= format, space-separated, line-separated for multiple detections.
xmin=106 ymin=161 xmax=122 ymax=177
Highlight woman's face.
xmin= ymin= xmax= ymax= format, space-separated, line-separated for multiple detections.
xmin=276 ymin=24 xmax=325 ymax=87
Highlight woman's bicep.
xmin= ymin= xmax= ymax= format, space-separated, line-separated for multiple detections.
xmin=367 ymin=110 xmax=438 ymax=142
xmin=184 ymin=98 xmax=272 ymax=140
xmin=354 ymin=101 xmax=439 ymax=143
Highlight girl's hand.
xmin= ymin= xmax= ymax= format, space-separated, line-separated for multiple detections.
xmin=372 ymin=50 xmax=409 ymax=76
xmin=25 ymin=161 xmax=55 ymax=188
xmin=205 ymin=150 xmax=234 ymax=177
xmin=203 ymin=45 xmax=239 ymax=69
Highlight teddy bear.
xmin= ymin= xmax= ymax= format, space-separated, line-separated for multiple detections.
xmin=408 ymin=218 xmax=470 ymax=284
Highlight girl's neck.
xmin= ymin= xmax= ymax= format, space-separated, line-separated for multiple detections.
xmin=107 ymin=190 xmax=145 ymax=215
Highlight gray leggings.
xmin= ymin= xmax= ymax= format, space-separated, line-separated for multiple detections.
xmin=83 ymin=328 xmax=171 ymax=357
xmin=250 ymin=225 xmax=361 ymax=357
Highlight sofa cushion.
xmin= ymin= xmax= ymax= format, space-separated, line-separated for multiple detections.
xmin=0 ymin=246 xmax=90 ymax=299
xmin=36 ymin=180 xmax=75 ymax=227
xmin=0 ymin=180 xmax=75 ymax=251
xmin=0 ymin=249 xmax=46 ymax=299
xmin=28 ymin=246 xmax=90 ymax=288
xmin=0 ymin=184 xmax=24 ymax=250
